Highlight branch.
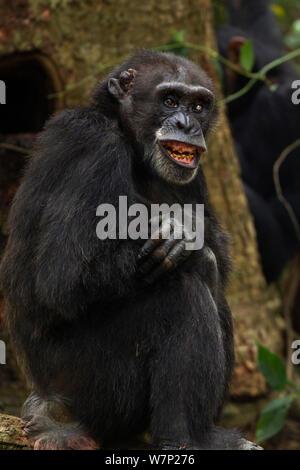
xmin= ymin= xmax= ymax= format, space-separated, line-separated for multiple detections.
xmin=48 ymin=42 xmax=300 ymax=102
xmin=273 ymin=138 xmax=300 ymax=244
xmin=0 ymin=143 xmax=30 ymax=155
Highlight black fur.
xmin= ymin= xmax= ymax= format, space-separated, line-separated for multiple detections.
xmin=217 ymin=0 xmax=300 ymax=282
xmin=0 ymin=50 xmax=243 ymax=449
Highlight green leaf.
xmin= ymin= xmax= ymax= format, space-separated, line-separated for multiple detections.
xmin=256 ymin=396 xmax=293 ymax=442
xmin=239 ymin=39 xmax=255 ymax=72
xmin=171 ymin=29 xmax=185 ymax=44
xmin=169 ymin=30 xmax=190 ymax=58
xmin=285 ymin=33 xmax=300 ymax=50
xmin=170 ymin=46 xmax=190 ymax=58
xmin=257 ymin=343 xmax=287 ymax=390
xmin=292 ymin=19 xmax=300 ymax=34
xmin=271 ymin=4 xmax=286 ymax=18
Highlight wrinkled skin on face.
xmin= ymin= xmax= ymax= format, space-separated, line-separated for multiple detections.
xmin=107 ymin=53 xmax=217 ymax=185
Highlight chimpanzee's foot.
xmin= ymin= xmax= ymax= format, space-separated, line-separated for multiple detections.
xmin=159 ymin=439 xmax=262 ymax=451
xmin=206 ymin=428 xmax=263 ymax=450
xmin=32 ymin=427 xmax=100 ymax=450
xmin=22 ymin=414 xmax=100 ymax=450
xmin=159 ymin=440 xmax=190 ymax=450
xmin=158 ymin=428 xmax=263 ymax=450
xmin=238 ymin=439 xmax=263 ymax=450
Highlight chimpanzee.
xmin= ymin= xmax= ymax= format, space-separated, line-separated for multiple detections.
xmin=217 ymin=0 xmax=300 ymax=282
xmin=0 ymin=50 xmax=260 ymax=450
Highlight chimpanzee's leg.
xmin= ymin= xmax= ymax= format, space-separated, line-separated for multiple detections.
xmin=20 ymin=305 xmax=151 ymax=450
xmin=149 ymin=277 xmax=226 ymax=449
xmin=149 ymin=277 xmax=262 ymax=450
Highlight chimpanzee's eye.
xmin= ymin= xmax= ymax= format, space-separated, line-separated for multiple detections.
xmin=193 ymin=103 xmax=203 ymax=113
xmin=164 ymin=96 xmax=178 ymax=108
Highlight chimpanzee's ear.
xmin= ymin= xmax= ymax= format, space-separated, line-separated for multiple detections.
xmin=108 ymin=68 xmax=137 ymax=102
xmin=228 ymin=36 xmax=247 ymax=65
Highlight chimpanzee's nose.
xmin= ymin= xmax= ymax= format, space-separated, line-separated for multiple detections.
xmin=175 ymin=112 xmax=199 ymax=135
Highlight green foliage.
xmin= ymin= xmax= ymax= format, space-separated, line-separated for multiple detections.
xmin=161 ymin=30 xmax=190 ymax=58
xmin=272 ymin=0 xmax=300 ymax=52
xmin=239 ymin=40 xmax=255 ymax=72
xmin=272 ymin=0 xmax=300 ymax=12
xmin=256 ymin=344 xmax=300 ymax=443
xmin=285 ymin=20 xmax=300 ymax=49
xmin=257 ymin=343 xmax=287 ymax=390
xmin=256 ymin=396 xmax=293 ymax=442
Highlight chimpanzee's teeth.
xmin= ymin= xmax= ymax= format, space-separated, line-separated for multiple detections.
xmin=168 ymin=150 xmax=195 ymax=164
xmin=161 ymin=142 xmax=200 ymax=166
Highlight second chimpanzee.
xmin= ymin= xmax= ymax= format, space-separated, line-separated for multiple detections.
xmin=217 ymin=0 xmax=300 ymax=282
xmin=0 ymin=50 xmax=260 ymax=450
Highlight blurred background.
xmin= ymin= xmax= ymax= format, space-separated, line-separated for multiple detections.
xmin=0 ymin=0 xmax=299 ymax=450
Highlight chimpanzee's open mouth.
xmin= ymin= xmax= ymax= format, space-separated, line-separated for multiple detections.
xmin=159 ymin=140 xmax=204 ymax=169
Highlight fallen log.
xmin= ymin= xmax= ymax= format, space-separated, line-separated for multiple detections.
xmin=0 ymin=413 xmax=31 ymax=450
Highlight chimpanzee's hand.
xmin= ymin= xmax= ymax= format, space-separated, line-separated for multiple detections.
xmin=137 ymin=215 xmax=196 ymax=284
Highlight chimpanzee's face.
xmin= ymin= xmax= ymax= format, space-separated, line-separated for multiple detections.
xmin=148 ymin=79 xmax=215 ymax=184
xmin=108 ymin=57 xmax=217 ymax=185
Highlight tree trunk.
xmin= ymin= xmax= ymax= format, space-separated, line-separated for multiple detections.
xmin=0 ymin=0 xmax=283 ymax=432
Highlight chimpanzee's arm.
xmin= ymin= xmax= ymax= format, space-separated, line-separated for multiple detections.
xmin=0 ymin=108 xmax=139 ymax=321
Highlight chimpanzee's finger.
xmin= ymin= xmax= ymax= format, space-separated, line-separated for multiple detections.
xmin=138 ymin=238 xmax=178 ymax=275
xmin=138 ymin=237 xmax=162 ymax=261
xmin=144 ymin=240 xmax=191 ymax=284
xmin=138 ymin=218 xmax=175 ymax=261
